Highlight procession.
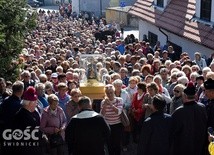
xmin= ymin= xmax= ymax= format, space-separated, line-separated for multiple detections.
xmin=1 ymin=1 xmax=214 ymax=155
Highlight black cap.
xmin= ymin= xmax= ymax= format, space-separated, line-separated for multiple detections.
xmin=204 ymin=78 xmax=214 ymax=90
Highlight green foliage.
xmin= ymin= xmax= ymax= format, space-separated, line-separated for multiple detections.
xmin=0 ymin=0 xmax=37 ymax=82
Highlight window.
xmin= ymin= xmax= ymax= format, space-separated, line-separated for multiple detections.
xmin=157 ymin=0 xmax=164 ymax=7
xmin=200 ymin=0 xmax=212 ymax=21
xmin=148 ymin=32 xmax=158 ymax=47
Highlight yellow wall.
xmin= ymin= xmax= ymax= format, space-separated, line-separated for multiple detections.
xmin=106 ymin=9 xmax=128 ymax=26
xmin=109 ymin=0 xmax=119 ymax=7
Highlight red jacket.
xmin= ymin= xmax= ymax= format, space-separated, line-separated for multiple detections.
xmin=131 ymin=92 xmax=146 ymax=121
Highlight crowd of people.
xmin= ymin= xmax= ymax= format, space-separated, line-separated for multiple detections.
xmin=0 ymin=7 xmax=214 ymax=155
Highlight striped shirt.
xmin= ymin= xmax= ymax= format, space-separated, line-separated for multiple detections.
xmin=100 ymin=97 xmax=123 ymax=125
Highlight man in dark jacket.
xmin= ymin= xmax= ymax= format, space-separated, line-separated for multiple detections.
xmin=204 ymin=78 xmax=214 ymax=130
xmin=11 ymin=86 xmax=42 ymax=155
xmin=1 ymin=86 xmax=42 ymax=155
xmin=65 ymin=96 xmax=110 ymax=155
xmin=0 ymin=81 xmax=24 ymax=155
xmin=137 ymin=94 xmax=172 ymax=155
xmin=204 ymin=78 xmax=214 ymax=154
xmin=0 ymin=81 xmax=24 ymax=129
xmin=170 ymin=82 xmax=207 ymax=155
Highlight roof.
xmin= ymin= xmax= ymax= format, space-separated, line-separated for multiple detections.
xmin=106 ymin=6 xmax=132 ymax=13
xmin=129 ymin=0 xmax=214 ymax=50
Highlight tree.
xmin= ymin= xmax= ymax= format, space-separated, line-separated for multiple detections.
xmin=0 ymin=0 xmax=36 ymax=82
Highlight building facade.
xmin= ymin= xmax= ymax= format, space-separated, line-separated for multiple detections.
xmin=129 ymin=0 xmax=214 ymax=59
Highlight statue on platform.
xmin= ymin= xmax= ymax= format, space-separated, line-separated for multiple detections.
xmin=79 ymin=54 xmax=105 ymax=99
xmin=87 ymin=63 xmax=97 ymax=79
xmin=84 ymin=56 xmax=98 ymax=80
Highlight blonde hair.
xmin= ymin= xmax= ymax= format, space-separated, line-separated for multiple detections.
xmin=206 ymin=71 xmax=214 ymax=80
xmin=129 ymin=76 xmax=138 ymax=83
xmin=173 ymin=84 xmax=186 ymax=91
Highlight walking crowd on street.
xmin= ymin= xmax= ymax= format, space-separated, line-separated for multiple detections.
xmin=1 ymin=7 xmax=214 ymax=155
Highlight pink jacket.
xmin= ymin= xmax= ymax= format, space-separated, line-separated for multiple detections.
xmin=40 ymin=106 xmax=67 ymax=139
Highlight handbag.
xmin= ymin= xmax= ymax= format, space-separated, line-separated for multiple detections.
xmin=120 ymin=108 xmax=130 ymax=127
xmin=48 ymin=133 xmax=64 ymax=148
xmin=48 ymin=113 xmax=64 ymax=148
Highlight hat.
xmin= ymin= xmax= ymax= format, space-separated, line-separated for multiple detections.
xmin=184 ymin=82 xmax=196 ymax=96
xmin=204 ymin=78 xmax=214 ymax=90
xmin=23 ymin=86 xmax=38 ymax=101
xmin=51 ymin=73 xmax=58 ymax=78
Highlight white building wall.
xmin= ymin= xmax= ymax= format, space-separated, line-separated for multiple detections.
xmin=211 ymin=0 xmax=214 ymax=22
xmin=139 ymin=19 xmax=214 ymax=59
xmin=72 ymin=0 xmax=79 ymax=14
xmin=72 ymin=0 xmax=111 ymax=17
xmin=195 ymin=0 xmax=200 ymax=18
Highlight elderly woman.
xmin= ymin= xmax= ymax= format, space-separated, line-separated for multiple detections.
xmin=67 ymin=80 xmax=78 ymax=93
xmin=100 ymin=84 xmax=123 ymax=155
xmin=125 ymin=76 xmax=138 ymax=102
xmin=193 ymin=52 xmax=207 ymax=70
xmin=177 ymin=76 xmax=189 ymax=86
xmin=153 ymin=75 xmax=171 ymax=99
xmin=168 ymin=72 xmax=178 ymax=97
xmin=144 ymin=82 xmax=160 ymax=118
xmin=202 ymin=67 xmax=212 ymax=80
xmin=40 ymin=94 xmax=67 ymax=155
xmin=56 ymin=82 xmax=71 ymax=112
xmin=113 ymin=79 xmax=131 ymax=110
xmin=35 ymin=82 xmax=48 ymax=113
xmin=182 ymin=65 xmax=192 ymax=80
xmin=190 ymin=72 xmax=199 ymax=84
xmin=131 ymin=82 xmax=147 ymax=143
xmin=112 ymin=79 xmax=131 ymax=151
xmin=170 ymin=84 xmax=185 ymax=114
xmin=45 ymin=81 xmax=55 ymax=95
xmin=140 ymin=64 xmax=151 ymax=81
xmin=65 ymin=89 xmax=82 ymax=121
xmin=153 ymin=75 xmax=172 ymax=113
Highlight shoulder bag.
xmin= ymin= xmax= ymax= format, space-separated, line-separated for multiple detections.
xmin=48 ymin=113 xmax=64 ymax=148
xmin=121 ymin=108 xmax=130 ymax=127
xmin=115 ymin=99 xmax=130 ymax=127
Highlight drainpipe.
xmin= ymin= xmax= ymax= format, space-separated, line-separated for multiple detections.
xmin=79 ymin=0 xmax=80 ymax=14
xmin=159 ymin=27 xmax=168 ymax=42
xmin=100 ymin=0 xmax=102 ymax=17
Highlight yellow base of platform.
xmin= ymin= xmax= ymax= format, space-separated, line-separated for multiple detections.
xmin=80 ymin=79 xmax=105 ymax=100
